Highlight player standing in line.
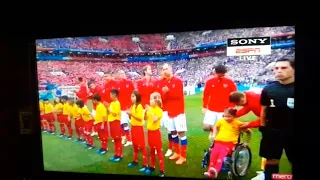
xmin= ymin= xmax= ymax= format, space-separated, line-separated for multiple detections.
xmin=92 ymin=94 xmax=109 ymax=155
xmin=102 ymin=71 xmax=117 ymax=106
xmin=108 ymin=89 xmax=123 ymax=162
xmin=136 ymin=65 xmax=157 ymax=109
xmin=43 ymin=99 xmax=55 ymax=134
xmin=69 ymin=99 xmax=83 ymax=143
xmin=144 ymin=92 xmax=165 ymax=177
xmin=87 ymin=81 xmax=103 ymax=137
xmin=60 ymin=96 xmax=72 ymax=140
xmin=127 ymin=90 xmax=148 ymax=172
xmin=75 ymin=77 xmax=88 ymax=106
xmin=39 ymin=100 xmax=47 ymax=132
xmin=53 ymin=97 xmax=64 ymax=137
xmin=156 ymin=69 xmax=172 ymax=157
xmin=161 ymin=63 xmax=187 ymax=165
xmin=229 ymin=91 xmax=267 ymax=171
xmin=76 ymin=99 xmax=95 ymax=149
xmin=117 ymin=70 xmax=134 ymax=146
xmin=255 ymin=59 xmax=294 ymax=180
xmin=202 ymin=65 xmax=237 ymax=132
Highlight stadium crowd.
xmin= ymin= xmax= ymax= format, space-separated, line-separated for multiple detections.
xmin=36 ymin=26 xmax=294 ymax=52
xmin=37 ymin=48 xmax=294 ymax=88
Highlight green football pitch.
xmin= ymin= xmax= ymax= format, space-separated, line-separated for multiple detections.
xmin=42 ymin=93 xmax=291 ymax=179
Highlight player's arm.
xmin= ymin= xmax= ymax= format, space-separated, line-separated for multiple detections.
xmin=87 ymin=89 xmax=94 ymax=99
xmin=236 ymin=106 xmax=251 ymax=117
xmin=130 ymin=105 xmax=143 ymax=122
xmin=229 ymin=80 xmax=237 ymax=92
xmin=76 ymin=85 xmax=87 ymax=98
xmin=68 ymin=108 xmax=73 ymax=120
xmin=128 ymin=80 xmax=135 ymax=92
xmin=228 ymin=80 xmax=238 ymax=107
xmin=135 ymin=80 xmax=141 ymax=91
xmin=166 ymin=79 xmax=184 ymax=99
xmin=260 ymin=88 xmax=270 ymax=127
xmin=241 ymin=128 xmax=252 ymax=145
xmin=202 ymin=80 xmax=211 ymax=109
xmin=246 ymin=119 xmax=261 ymax=128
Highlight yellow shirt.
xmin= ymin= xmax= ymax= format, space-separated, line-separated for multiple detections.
xmin=70 ymin=104 xmax=80 ymax=119
xmin=44 ymin=103 xmax=54 ymax=114
xmin=54 ymin=103 xmax=63 ymax=114
xmin=80 ymin=106 xmax=93 ymax=122
xmin=95 ymin=102 xmax=107 ymax=124
xmin=146 ymin=106 xmax=163 ymax=131
xmin=214 ymin=119 xmax=244 ymax=144
xmin=39 ymin=101 xmax=44 ymax=112
xmin=62 ymin=103 xmax=71 ymax=115
xmin=130 ymin=104 xmax=144 ymax=126
xmin=108 ymin=100 xmax=121 ymax=122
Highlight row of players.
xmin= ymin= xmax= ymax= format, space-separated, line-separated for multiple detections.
xmin=39 ymin=89 xmax=253 ymax=178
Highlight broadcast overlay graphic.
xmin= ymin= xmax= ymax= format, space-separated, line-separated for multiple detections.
xmin=37 ymin=26 xmax=294 ymax=179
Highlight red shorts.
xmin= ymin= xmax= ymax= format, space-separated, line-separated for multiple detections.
xmin=43 ymin=113 xmax=55 ymax=122
xmin=94 ymin=122 xmax=108 ymax=132
xmin=84 ymin=120 xmax=94 ymax=132
xmin=131 ymin=126 xmax=145 ymax=147
xmin=75 ymin=118 xmax=85 ymax=128
xmin=147 ymin=129 xmax=162 ymax=149
xmin=56 ymin=114 xmax=64 ymax=123
xmin=60 ymin=115 xmax=69 ymax=124
xmin=109 ymin=120 xmax=121 ymax=139
xmin=40 ymin=114 xmax=45 ymax=121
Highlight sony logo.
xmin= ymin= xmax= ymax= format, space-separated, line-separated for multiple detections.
xmin=231 ymin=38 xmax=268 ymax=45
xmin=228 ymin=37 xmax=271 ymax=47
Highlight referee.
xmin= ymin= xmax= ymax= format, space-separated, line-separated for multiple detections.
xmin=258 ymin=58 xmax=294 ymax=180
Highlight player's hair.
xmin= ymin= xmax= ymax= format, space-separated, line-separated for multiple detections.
xmin=61 ymin=96 xmax=69 ymax=101
xmin=68 ymin=98 xmax=75 ymax=103
xmin=92 ymin=94 xmax=101 ymax=101
xmin=214 ymin=64 xmax=228 ymax=74
xmin=54 ymin=97 xmax=60 ymax=105
xmin=131 ymin=90 xmax=141 ymax=108
xmin=224 ymin=107 xmax=237 ymax=116
xmin=104 ymin=71 xmax=114 ymax=78
xmin=104 ymin=70 xmax=112 ymax=75
xmin=110 ymin=89 xmax=119 ymax=97
xmin=151 ymin=92 xmax=162 ymax=107
xmin=229 ymin=92 xmax=245 ymax=103
xmin=276 ymin=58 xmax=295 ymax=69
xmin=87 ymin=80 xmax=95 ymax=87
xmin=142 ymin=65 xmax=151 ymax=76
xmin=76 ymin=100 xmax=84 ymax=108
xmin=78 ymin=77 xmax=83 ymax=82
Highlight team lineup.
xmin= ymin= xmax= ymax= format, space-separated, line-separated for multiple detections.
xmin=40 ymin=60 xmax=294 ymax=179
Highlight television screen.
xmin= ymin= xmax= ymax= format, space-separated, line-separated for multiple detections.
xmin=36 ymin=26 xmax=294 ymax=179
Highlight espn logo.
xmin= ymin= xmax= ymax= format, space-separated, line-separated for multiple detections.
xmin=227 ymin=37 xmax=271 ymax=56
xmin=272 ymin=173 xmax=293 ymax=180
xmin=235 ymin=48 xmax=260 ymax=54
